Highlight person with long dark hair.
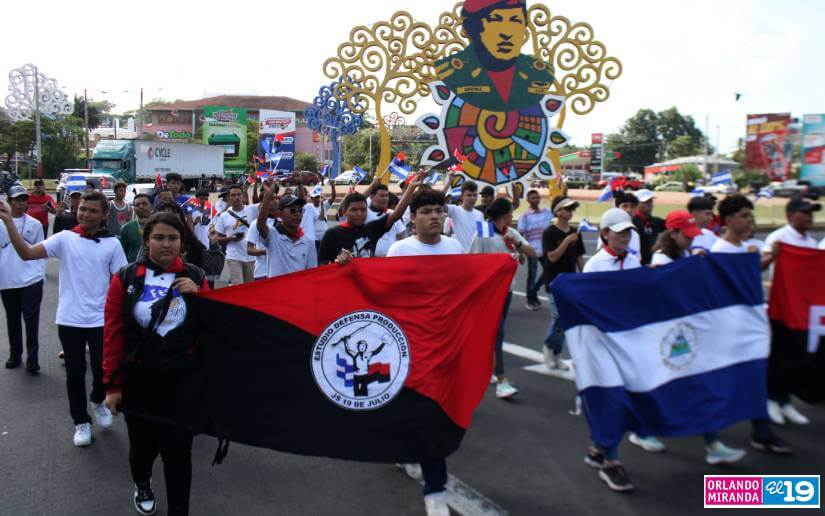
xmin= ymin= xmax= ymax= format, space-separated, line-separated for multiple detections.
xmin=154 ymin=201 xmax=206 ymax=269
xmin=103 ymin=213 xmax=210 ymax=516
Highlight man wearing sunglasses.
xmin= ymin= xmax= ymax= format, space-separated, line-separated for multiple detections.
xmin=256 ymin=180 xmax=317 ymax=278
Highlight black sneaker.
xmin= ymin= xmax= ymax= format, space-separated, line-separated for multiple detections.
xmin=133 ymin=482 xmax=156 ymax=515
xmin=5 ymin=357 xmax=22 ymax=369
xmin=750 ymin=433 xmax=792 ymax=454
xmin=584 ymin=447 xmax=605 ymax=469
xmin=25 ymin=359 xmax=40 ymax=375
xmin=599 ymin=463 xmax=634 ymax=492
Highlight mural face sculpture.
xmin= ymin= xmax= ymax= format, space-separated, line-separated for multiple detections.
xmin=418 ymin=0 xmax=568 ymax=189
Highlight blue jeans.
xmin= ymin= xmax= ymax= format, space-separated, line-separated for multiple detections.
xmin=421 ymin=459 xmax=447 ymax=495
xmin=543 ymin=294 xmax=565 ymax=356
xmin=494 ymin=292 xmax=513 ymax=376
xmin=525 ymin=257 xmax=543 ymax=304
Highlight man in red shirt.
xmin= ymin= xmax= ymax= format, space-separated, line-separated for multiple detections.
xmin=26 ymin=179 xmax=56 ymax=238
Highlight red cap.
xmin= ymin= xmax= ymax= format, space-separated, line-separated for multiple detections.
xmin=462 ymin=0 xmax=524 ymax=14
xmin=665 ymin=210 xmax=702 ymax=238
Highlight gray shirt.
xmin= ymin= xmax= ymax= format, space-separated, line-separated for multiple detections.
xmin=106 ymin=200 xmax=132 ymax=237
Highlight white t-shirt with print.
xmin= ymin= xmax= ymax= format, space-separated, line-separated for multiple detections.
xmin=583 ymin=248 xmax=642 ymax=273
xmin=0 ymin=214 xmax=45 ymax=290
xmin=214 ymin=205 xmax=260 ymax=262
xmin=133 ymin=268 xmax=188 ymax=337
xmin=387 ymin=235 xmax=463 ymax=257
xmin=42 ymin=230 xmax=128 ymax=327
xmin=447 ymin=204 xmax=484 ymax=253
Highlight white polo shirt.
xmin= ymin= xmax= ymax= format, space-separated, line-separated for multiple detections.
xmin=261 ymin=225 xmax=317 ymax=278
xmin=764 ymin=224 xmax=818 ymax=250
xmin=0 ymin=214 xmax=45 ymax=290
xmin=583 ymin=248 xmax=642 ymax=273
xmin=41 ymin=230 xmax=128 ymax=327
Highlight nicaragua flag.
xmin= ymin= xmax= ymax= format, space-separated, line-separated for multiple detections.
xmin=578 ymin=219 xmax=598 ymax=233
xmin=551 ymin=253 xmax=769 ymax=449
xmin=319 ymin=165 xmax=331 ymax=177
xmin=353 ymin=165 xmax=368 ymax=181
xmin=597 ymin=178 xmax=616 ymax=203
xmin=767 ymin=244 xmax=825 ymax=403
xmin=711 ymin=170 xmax=733 ymax=185
xmin=157 ymin=255 xmax=515 ymax=464
xmin=476 ymin=220 xmax=496 ymax=238
xmin=388 ymin=157 xmax=411 ymax=180
xmin=757 ymin=187 xmax=774 ymax=199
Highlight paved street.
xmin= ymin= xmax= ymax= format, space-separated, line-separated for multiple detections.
xmin=1 ymin=228 xmax=823 ymax=516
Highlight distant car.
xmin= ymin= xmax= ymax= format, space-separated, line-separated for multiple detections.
xmin=56 ymin=172 xmax=116 ymax=200
xmin=769 ymin=180 xmax=810 ymax=198
xmin=124 ymin=183 xmax=158 ymax=205
xmin=654 ymin=181 xmax=686 ymax=192
xmin=598 ymin=175 xmax=645 ymax=190
xmin=697 ymin=184 xmax=737 ymax=195
xmin=333 ymin=171 xmax=359 ymax=185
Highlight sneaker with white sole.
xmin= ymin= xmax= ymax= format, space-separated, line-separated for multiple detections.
xmin=134 ymin=481 xmax=157 ymax=515
xmin=395 ymin=463 xmax=423 ymax=481
xmin=767 ymin=400 xmax=785 ymax=425
xmin=424 ymin=492 xmax=450 ymax=516
xmin=92 ymin=402 xmax=112 ymax=429
xmin=780 ymin=404 xmax=809 ymax=425
xmin=495 ymin=379 xmax=518 ymax=399
xmin=73 ymin=423 xmax=92 ymax=447
xmin=705 ymin=441 xmax=746 ymax=465
xmin=599 ymin=463 xmax=634 ymax=492
xmin=628 ymin=433 xmax=666 ymax=452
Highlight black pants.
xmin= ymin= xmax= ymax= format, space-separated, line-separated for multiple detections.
xmin=421 ymin=459 xmax=448 ymax=495
xmin=123 ymin=367 xmax=195 ymax=516
xmin=57 ymin=325 xmax=105 ymax=425
xmin=1 ymin=281 xmax=43 ymax=363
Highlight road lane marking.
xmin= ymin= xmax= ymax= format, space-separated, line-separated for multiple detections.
xmin=511 ymin=291 xmax=550 ymax=303
xmin=398 ymin=466 xmax=508 ymax=515
xmin=502 ymin=342 xmax=544 ymax=363
xmin=503 ymin=342 xmax=576 ymax=382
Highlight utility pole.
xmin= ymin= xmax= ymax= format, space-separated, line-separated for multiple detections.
xmin=703 ymin=114 xmax=709 ymax=178
xmin=84 ymin=89 xmax=90 ymax=168
xmin=33 ymin=65 xmax=41 ymax=179
xmin=138 ymin=87 xmax=144 ymax=139
xmin=715 ymin=124 xmax=720 ymax=174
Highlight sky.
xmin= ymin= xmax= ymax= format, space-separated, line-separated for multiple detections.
xmin=3 ymin=0 xmax=823 ymax=155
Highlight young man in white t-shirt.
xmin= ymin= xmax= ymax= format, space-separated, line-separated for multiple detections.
xmin=0 ymin=186 xmax=46 ymax=373
xmin=441 ymin=178 xmax=484 ymax=253
xmin=256 ymin=184 xmax=317 ymax=278
xmin=687 ymin=195 xmax=718 ymax=253
xmin=469 ymin=198 xmax=535 ymax=400
xmin=214 ymin=184 xmax=260 ymax=285
xmin=385 ymin=189 xmax=459 ymax=516
xmin=710 ymin=194 xmax=793 ymax=455
xmin=0 ymin=191 xmax=128 ymax=447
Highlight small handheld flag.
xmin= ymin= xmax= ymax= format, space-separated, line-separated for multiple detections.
xmin=757 ymin=188 xmax=774 ymax=199
xmin=310 ymin=185 xmax=323 ymax=197
xmin=578 ymin=219 xmax=598 ymax=233
xmin=711 ymin=170 xmax=733 ymax=185
xmin=353 ymin=165 xmax=367 ymax=181
xmin=597 ymin=178 xmax=616 ymax=203
xmin=476 ymin=220 xmax=496 ymax=238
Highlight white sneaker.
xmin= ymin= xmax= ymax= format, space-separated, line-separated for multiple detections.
xmin=495 ymin=379 xmax=518 ymax=399
xmin=705 ymin=441 xmax=746 ymax=465
xmin=551 ymin=355 xmax=570 ymax=371
xmin=73 ymin=423 xmax=92 ymax=447
xmin=767 ymin=400 xmax=785 ymax=425
xmin=92 ymin=402 xmax=112 ymax=429
xmin=489 ymin=374 xmax=498 ymax=384
xmin=542 ymin=346 xmax=554 ymax=370
xmin=781 ymin=404 xmax=810 ymax=425
xmin=395 ymin=463 xmax=423 ymax=481
xmin=424 ymin=492 xmax=450 ymax=516
xmin=628 ymin=433 xmax=666 ymax=452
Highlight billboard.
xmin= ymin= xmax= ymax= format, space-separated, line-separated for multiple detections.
xmin=202 ymin=106 xmax=248 ymax=174
xmin=745 ymin=113 xmax=792 ymax=180
xmin=801 ymin=114 xmax=825 ymax=187
xmin=258 ymin=110 xmax=296 ymax=175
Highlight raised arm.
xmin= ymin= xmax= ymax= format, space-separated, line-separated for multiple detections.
xmin=0 ymin=201 xmax=48 ymax=261
xmin=256 ymin=180 xmax=277 ymax=241
xmin=387 ymin=172 xmax=423 ymax=229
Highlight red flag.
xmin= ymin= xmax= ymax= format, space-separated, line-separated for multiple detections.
xmin=767 ymin=244 xmax=825 ymax=402
xmin=183 ymin=255 xmax=516 ymax=463
xmin=155 ymin=173 xmax=163 ymax=190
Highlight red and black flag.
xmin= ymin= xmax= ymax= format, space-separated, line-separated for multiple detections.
xmin=192 ymin=254 xmax=516 ymax=463
xmin=767 ymin=244 xmax=825 ymax=403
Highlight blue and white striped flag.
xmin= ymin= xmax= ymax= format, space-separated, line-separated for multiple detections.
xmin=757 ymin=188 xmax=774 ymax=199
xmin=578 ymin=219 xmax=598 ymax=233
xmin=551 ymin=253 xmax=769 ymax=449
xmin=353 ymin=165 xmax=367 ymax=180
xmin=319 ymin=165 xmax=331 ymax=177
xmin=711 ymin=170 xmax=733 ymax=185
xmin=310 ymin=185 xmax=323 ymax=197
xmin=448 ymin=187 xmax=461 ymax=201
xmin=388 ymin=162 xmax=410 ymax=180
xmin=691 ymin=188 xmax=706 ymax=197
xmin=336 ymin=355 xmax=354 ymax=388
xmin=424 ymin=173 xmax=442 ymax=185
xmin=476 ymin=220 xmax=496 ymax=238
xmin=597 ymin=178 xmax=616 ymax=203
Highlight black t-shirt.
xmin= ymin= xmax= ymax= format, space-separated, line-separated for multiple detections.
xmin=541 ymin=225 xmax=585 ymax=290
xmin=633 ymin=214 xmax=665 ymax=265
xmin=318 ymin=218 xmax=390 ymax=263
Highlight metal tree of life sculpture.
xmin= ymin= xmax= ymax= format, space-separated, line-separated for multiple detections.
xmin=303 ymin=79 xmax=363 ymax=179
xmin=323 ymin=0 xmax=622 ymax=195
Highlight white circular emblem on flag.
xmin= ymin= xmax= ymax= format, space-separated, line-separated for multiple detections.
xmin=660 ymin=322 xmax=698 ymax=370
xmin=311 ymin=311 xmax=410 ymax=411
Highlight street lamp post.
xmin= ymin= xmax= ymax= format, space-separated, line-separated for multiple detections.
xmin=5 ymin=64 xmax=73 ymax=177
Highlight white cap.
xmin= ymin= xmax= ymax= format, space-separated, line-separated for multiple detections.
xmin=600 ymin=208 xmax=636 ymax=233
xmin=636 ymin=189 xmax=654 ymax=203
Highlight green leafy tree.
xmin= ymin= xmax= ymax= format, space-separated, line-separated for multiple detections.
xmin=40 ymin=116 xmax=86 ymax=177
xmin=341 ymin=128 xmax=381 ymax=173
xmin=0 ymin=119 xmax=36 ymax=170
xmin=667 ymin=134 xmax=701 ymax=159
xmin=246 ymin=120 xmax=259 ymax=172
xmin=295 ymin=152 xmax=319 ymax=173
